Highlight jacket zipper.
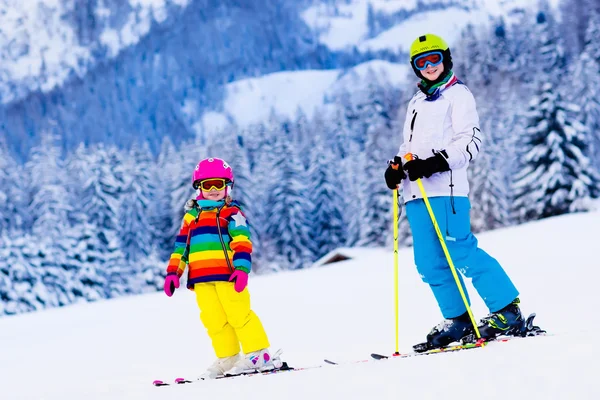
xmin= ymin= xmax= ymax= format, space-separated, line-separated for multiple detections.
xmin=216 ymin=206 xmax=234 ymax=273
xmin=409 ymin=110 xmax=417 ymax=142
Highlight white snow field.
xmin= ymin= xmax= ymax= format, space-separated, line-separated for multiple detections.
xmin=0 ymin=211 xmax=597 ymax=399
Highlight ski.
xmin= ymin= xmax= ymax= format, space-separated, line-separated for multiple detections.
xmin=153 ymin=362 xmax=321 ymax=386
xmin=371 ymin=313 xmax=546 ymax=361
xmin=371 ymin=339 xmax=486 ymax=361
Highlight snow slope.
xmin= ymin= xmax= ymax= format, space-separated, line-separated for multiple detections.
xmin=0 ymin=211 xmax=597 ymax=399
xmin=199 ymin=59 xmax=410 ymax=133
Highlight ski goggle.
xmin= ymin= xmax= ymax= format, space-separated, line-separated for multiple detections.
xmin=193 ymin=178 xmax=230 ymax=191
xmin=413 ymin=51 xmax=443 ymax=70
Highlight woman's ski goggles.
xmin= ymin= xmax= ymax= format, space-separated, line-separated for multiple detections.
xmin=193 ymin=178 xmax=230 ymax=191
xmin=413 ymin=51 xmax=443 ymax=70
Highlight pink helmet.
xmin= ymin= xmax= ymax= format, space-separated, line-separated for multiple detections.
xmin=192 ymin=157 xmax=234 ymax=199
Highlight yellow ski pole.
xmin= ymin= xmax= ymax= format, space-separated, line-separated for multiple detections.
xmin=393 ymin=187 xmax=400 ymax=355
xmin=403 ymin=154 xmax=481 ymax=340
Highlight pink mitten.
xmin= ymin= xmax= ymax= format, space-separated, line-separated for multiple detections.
xmin=164 ymin=274 xmax=180 ymax=297
xmin=229 ymin=270 xmax=248 ymax=293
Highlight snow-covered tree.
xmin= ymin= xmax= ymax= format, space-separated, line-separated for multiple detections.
xmin=119 ymin=142 xmax=157 ymax=261
xmin=307 ymin=136 xmax=346 ymax=258
xmin=571 ymin=9 xmax=600 ymax=169
xmin=469 ymin=142 xmax=511 ymax=232
xmin=0 ymin=141 xmax=26 ymax=234
xmin=0 ymin=235 xmax=44 ymax=315
xmin=534 ymin=2 xmax=566 ymax=79
xmin=513 ymin=82 xmax=600 ymax=221
xmin=264 ymin=127 xmax=314 ymax=269
xmin=81 ymin=144 xmax=125 ymax=247
xmin=26 ymin=132 xmax=71 ymax=238
xmin=152 ymin=137 xmax=179 ymax=259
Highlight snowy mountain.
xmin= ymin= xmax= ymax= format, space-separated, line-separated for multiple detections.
xmin=301 ymin=0 xmax=562 ymax=51
xmin=0 ymin=210 xmax=596 ymax=399
xmin=199 ymin=59 xmax=410 ymax=134
xmin=0 ymin=0 xmax=190 ymax=104
xmin=0 ymin=0 xmax=562 ymax=158
xmin=198 ymin=0 xmax=563 ymax=132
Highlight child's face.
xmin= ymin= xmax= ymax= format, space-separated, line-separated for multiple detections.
xmin=202 ymin=188 xmax=226 ymax=200
xmin=422 ymin=62 xmax=444 ymax=81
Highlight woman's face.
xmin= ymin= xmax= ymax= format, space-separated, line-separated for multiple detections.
xmin=422 ymin=61 xmax=444 ymax=81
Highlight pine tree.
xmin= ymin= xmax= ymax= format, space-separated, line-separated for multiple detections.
xmin=534 ymin=2 xmax=566 ymax=78
xmin=307 ymin=136 xmax=345 ymax=258
xmin=0 ymin=234 xmax=44 ymax=315
xmin=571 ymin=9 xmax=600 ymax=169
xmin=356 ymin=122 xmax=394 ymax=247
xmin=26 ymin=132 xmax=72 ymax=238
xmin=66 ymin=219 xmax=108 ymax=302
xmin=65 ymin=143 xmax=93 ymax=225
xmin=152 ymin=137 xmax=178 ymax=259
xmin=469 ymin=137 xmax=511 ymax=232
xmin=513 ymin=82 xmax=600 ymax=221
xmin=81 ymin=144 xmax=124 ymax=246
xmin=264 ymin=127 xmax=314 ymax=269
xmin=118 ymin=142 xmax=156 ymax=262
xmin=0 ymin=141 xmax=26 ymax=233
xmin=343 ymin=140 xmax=366 ymax=247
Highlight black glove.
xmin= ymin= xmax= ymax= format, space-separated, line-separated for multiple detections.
xmin=403 ymin=152 xmax=450 ymax=181
xmin=384 ymin=156 xmax=407 ymax=189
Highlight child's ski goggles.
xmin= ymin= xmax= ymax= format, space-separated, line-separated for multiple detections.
xmin=193 ymin=178 xmax=230 ymax=191
xmin=413 ymin=51 xmax=443 ymax=70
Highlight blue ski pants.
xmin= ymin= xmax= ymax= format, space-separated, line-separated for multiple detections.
xmin=405 ymin=196 xmax=519 ymax=319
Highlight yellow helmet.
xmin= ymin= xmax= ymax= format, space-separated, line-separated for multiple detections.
xmin=409 ymin=34 xmax=449 ymax=59
xmin=409 ymin=34 xmax=453 ymax=80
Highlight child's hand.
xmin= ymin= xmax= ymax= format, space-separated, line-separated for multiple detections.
xmin=229 ymin=270 xmax=248 ymax=293
xmin=164 ymin=274 xmax=180 ymax=297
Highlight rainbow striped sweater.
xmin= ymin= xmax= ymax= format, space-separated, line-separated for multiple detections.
xmin=166 ymin=200 xmax=252 ymax=288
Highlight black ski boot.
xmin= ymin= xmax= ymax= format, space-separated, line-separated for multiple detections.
xmin=477 ymin=298 xmax=525 ymax=339
xmin=413 ymin=312 xmax=474 ymax=352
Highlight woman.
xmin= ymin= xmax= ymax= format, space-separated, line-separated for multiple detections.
xmin=384 ymin=34 xmax=522 ymax=349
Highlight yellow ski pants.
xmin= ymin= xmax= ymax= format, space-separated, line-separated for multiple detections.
xmin=194 ymin=281 xmax=270 ymax=358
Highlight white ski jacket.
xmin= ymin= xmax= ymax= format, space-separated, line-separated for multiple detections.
xmin=397 ymin=74 xmax=482 ymax=203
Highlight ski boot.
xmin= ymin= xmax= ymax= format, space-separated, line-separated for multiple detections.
xmin=199 ymin=353 xmax=241 ymax=380
xmin=477 ymin=298 xmax=525 ymax=340
xmin=461 ymin=300 xmax=546 ymax=344
xmin=224 ymin=348 xmax=283 ymax=376
xmin=413 ymin=313 xmax=474 ymax=352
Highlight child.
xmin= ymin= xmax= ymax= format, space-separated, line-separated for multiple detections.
xmin=384 ymin=34 xmax=523 ymax=349
xmin=163 ymin=157 xmax=281 ymax=378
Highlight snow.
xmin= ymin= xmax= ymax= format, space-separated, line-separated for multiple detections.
xmin=0 ymin=0 xmax=92 ymax=101
xmin=300 ymin=0 xmax=417 ymax=50
xmin=359 ymin=8 xmax=489 ymax=54
xmin=0 ymin=210 xmax=598 ymax=399
xmin=102 ymin=0 xmax=191 ymax=52
xmin=201 ymin=60 xmax=410 ymax=130
xmin=223 ymin=69 xmax=340 ymax=127
xmin=0 ymin=0 xmax=191 ymax=102
xmin=302 ymin=0 xmax=563 ymax=52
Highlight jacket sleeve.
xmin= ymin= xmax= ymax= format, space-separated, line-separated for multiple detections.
xmin=227 ymin=208 xmax=252 ymax=273
xmin=442 ymin=86 xmax=483 ymax=170
xmin=166 ymin=212 xmax=194 ymax=277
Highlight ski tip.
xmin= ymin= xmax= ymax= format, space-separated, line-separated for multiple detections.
xmin=370 ymin=353 xmax=389 ymax=360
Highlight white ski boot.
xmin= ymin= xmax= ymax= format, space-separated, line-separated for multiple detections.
xmin=199 ymin=353 xmax=241 ymax=380
xmin=224 ymin=348 xmax=283 ymax=376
